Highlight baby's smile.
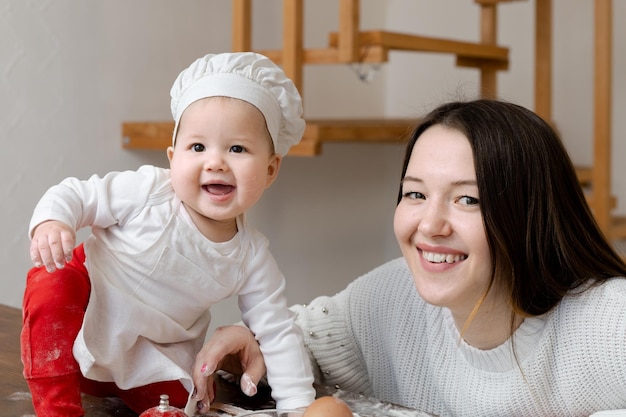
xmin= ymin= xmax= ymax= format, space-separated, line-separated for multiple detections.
xmin=203 ymin=184 xmax=235 ymax=195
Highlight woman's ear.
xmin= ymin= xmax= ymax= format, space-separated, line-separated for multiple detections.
xmin=265 ymin=154 xmax=283 ymax=188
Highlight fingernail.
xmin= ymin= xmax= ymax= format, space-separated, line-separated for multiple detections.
xmin=241 ymin=373 xmax=257 ymax=397
xmin=197 ymin=401 xmax=205 ymax=411
xmin=55 ymin=262 xmax=65 ymax=269
xmin=200 ymin=363 xmax=213 ymax=377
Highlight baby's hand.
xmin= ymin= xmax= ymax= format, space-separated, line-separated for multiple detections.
xmin=30 ymin=220 xmax=76 ymax=272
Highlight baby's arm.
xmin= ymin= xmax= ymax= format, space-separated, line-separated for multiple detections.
xmin=29 ymin=220 xmax=76 ymax=272
xmin=28 ymin=165 xmax=166 ymax=272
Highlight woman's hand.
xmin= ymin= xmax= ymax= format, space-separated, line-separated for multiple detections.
xmin=30 ymin=220 xmax=76 ymax=272
xmin=192 ymin=325 xmax=267 ymax=414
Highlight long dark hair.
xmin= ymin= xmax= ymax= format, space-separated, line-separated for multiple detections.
xmin=398 ymin=99 xmax=626 ymax=316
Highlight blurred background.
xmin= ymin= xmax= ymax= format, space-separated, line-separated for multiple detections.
xmin=1 ymin=0 xmax=624 ymax=333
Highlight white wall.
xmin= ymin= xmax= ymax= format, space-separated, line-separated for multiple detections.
xmin=1 ymin=1 xmax=624 ymax=334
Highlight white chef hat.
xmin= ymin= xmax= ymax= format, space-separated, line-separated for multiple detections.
xmin=170 ymin=52 xmax=305 ymax=156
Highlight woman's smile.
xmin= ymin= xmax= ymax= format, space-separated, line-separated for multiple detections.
xmin=420 ymin=249 xmax=467 ymax=264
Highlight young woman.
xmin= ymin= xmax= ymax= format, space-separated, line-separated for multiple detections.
xmin=191 ymin=99 xmax=626 ymax=416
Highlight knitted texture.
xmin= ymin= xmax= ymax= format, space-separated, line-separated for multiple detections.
xmin=293 ymin=257 xmax=626 ymax=417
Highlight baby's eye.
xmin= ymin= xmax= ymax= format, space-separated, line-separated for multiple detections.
xmin=458 ymin=195 xmax=480 ymax=206
xmin=402 ymin=191 xmax=425 ymax=200
xmin=191 ymin=143 xmax=205 ymax=152
xmin=230 ymin=145 xmax=246 ymax=153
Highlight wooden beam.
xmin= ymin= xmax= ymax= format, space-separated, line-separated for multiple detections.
xmin=534 ymin=0 xmax=552 ymax=121
xmin=255 ymin=46 xmax=388 ymax=65
xmin=329 ymin=31 xmax=508 ymax=62
xmin=122 ymin=122 xmax=172 ymax=150
xmin=282 ymin=0 xmax=304 ymax=93
xmin=232 ymin=0 xmax=252 ymax=51
xmin=290 ymin=118 xmax=414 ymax=156
xmin=456 ymin=57 xmax=508 ymax=71
xmin=338 ymin=0 xmax=360 ymax=62
xmin=478 ymin=2 xmax=498 ymax=97
xmin=575 ymin=166 xmax=593 ymax=187
xmin=591 ymin=0 xmax=613 ymax=232
xmin=122 ymin=119 xmax=414 ymax=156
xmin=612 ymin=217 xmax=626 ymax=240
xmin=475 ymin=0 xmax=527 ymax=4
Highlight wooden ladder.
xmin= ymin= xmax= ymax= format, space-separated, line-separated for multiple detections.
xmin=122 ymin=0 xmax=625 ymax=243
xmin=230 ymin=0 xmax=515 ymax=155
xmin=534 ymin=0 xmax=625 ymax=241
xmin=123 ymin=1 xmax=516 ymax=155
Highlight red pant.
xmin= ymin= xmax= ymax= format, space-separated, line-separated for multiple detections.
xmin=21 ymin=244 xmax=189 ymax=416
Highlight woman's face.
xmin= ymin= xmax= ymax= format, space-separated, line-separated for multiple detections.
xmin=394 ymin=125 xmax=493 ymax=320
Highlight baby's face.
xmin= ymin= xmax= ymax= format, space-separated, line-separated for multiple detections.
xmin=167 ymin=97 xmax=281 ymax=240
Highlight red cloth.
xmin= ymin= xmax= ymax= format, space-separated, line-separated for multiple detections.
xmin=21 ymin=244 xmax=189 ymax=416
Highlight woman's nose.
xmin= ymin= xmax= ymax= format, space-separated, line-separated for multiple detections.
xmin=418 ymin=202 xmax=452 ymax=237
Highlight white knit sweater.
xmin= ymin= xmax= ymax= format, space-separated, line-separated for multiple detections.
xmin=292 ymin=257 xmax=626 ymax=417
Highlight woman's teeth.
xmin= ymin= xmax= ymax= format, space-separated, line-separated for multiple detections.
xmin=421 ymin=251 xmax=467 ymax=264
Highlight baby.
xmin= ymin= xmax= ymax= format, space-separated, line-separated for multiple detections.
xmin=22 ymin=52 xmax=315 ymax=416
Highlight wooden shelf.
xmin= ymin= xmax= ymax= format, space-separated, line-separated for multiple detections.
xmin=257 ymin=30 xmax=509 ymax=70
xmin=122 ymin=119 xmax=415 ymax=156
xmin=575 ymin=166 xmax=592 ymax=187
xmin=331 ymin=31 xmax=507 ymax=61
xmin=122 ymin=122 xmax=173 ymax=150
xmin=123 ymin=120 xmax=600 ymax=196
xmin=122 ymin=118 xmax=622 ymax=241
xmin=612 ymin=216 xmax=626 ymax=241
xmin=293 ymin=118 xmax=415 ymax=155
xmin=123 ymin=1 xmax=512 ymax=157
xmin=122 ymin=0 xmax=624 ymax=241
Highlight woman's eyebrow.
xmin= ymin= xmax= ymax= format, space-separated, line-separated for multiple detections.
xmin=402 ymin=176 xmax=477 ymax=187
xmin=401 ymin=176 xmax=422 ymax=184
xmin=452 ymin=179 xmax=478 ymax=186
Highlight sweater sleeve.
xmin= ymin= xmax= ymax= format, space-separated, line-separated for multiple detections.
xmin=291 ymin=289 xmax=373 ymax=396
xmin=291 ymin=257 xmax=413 ymax=398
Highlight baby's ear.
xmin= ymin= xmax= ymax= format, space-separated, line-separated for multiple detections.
xmin=265 ymin=154 xmax=282 ymax=188
xmin=166 ymin=146 xmax=175 ymax=163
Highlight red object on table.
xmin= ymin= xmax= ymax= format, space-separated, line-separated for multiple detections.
xmin=139 ymin=395 xmax=188 ymax=417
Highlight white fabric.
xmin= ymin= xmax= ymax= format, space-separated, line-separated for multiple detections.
xmin=170 ymin=52 xmax=305 ymax=156
xmin=292 ymin=257 xmax=626 ymax=417
xmin=29 ymin=165 xmax=314 ymax=410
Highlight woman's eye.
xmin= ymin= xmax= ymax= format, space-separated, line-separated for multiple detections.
xmin=191 ymin=143 xmax=205 ymax=152
xmin=402 ymin=191 xmax=425 ymax=200
xmin=230 ymin=145 xmax=245 ymax=153
xmin=458 ymin=196 xmax=480 ymax=206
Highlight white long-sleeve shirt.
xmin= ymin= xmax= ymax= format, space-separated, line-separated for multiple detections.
xmin=29 ymin=165 xmax=314 ymax=410
xmin=293 ymin=257 xmax=626 ymax=417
